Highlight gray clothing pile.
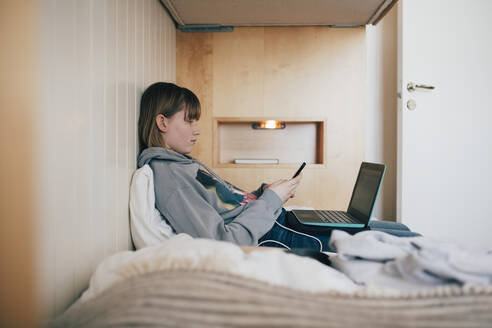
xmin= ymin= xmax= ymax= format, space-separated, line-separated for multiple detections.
xmin=329 ymin=230 xmax=492 ymax=290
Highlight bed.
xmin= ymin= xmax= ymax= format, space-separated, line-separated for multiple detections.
xmin=49 ymin=166 xmax=492 ymax=327
xmin=50 ymin=234 xmax=492 ymax=327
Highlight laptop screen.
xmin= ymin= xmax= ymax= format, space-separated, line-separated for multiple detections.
xmin=347 ymin=163 xmax=385 ymax=222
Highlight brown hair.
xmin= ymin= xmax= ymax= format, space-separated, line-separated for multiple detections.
xmin=138 ymin=82 xmax=201 ymax=151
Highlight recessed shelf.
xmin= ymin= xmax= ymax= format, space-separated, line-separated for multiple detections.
xmin=213 ymin=118 xmax=325 ymax=167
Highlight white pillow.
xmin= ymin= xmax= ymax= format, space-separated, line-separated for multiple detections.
xmin=129 ymin=165 xmax=176 ymax=249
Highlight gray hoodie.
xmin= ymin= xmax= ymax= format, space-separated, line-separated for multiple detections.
xmin=137 ymin=147 xmax=283 ymax=246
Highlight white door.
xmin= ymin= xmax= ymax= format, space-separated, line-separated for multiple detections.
xmin=397 ymin=0 xmax=492 ymax=248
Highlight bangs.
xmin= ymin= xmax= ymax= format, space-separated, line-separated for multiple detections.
xmin=182 ymin=88 xmax=201 ymax=121
xmin=184 ymin=103 xmax=201 ymax=121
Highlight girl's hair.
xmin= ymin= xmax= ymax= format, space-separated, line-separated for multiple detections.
xmin=138 ymin=82 xmax=201 ymax=151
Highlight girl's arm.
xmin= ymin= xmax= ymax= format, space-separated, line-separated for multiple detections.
xmin=251 ymin=183 xmax=268 ymax=197
xmin=157 ymin=185 xmax=283 ymax=246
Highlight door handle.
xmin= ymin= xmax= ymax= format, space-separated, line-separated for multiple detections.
xmin=407 ymin=82 xmax=435 ymax=92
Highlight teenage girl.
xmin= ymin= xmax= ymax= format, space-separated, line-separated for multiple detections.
xmin=137 ymin=82 xmax=415 ymax=251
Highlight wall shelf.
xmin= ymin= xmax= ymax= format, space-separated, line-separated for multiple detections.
xmin=213 ymin=118 xmax=325 ymax=167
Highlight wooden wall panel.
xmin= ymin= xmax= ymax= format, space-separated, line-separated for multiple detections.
xmin=0 ymin=1 xmax=38 ymax=326
xmin=212 ymin=28 xmax=265 ymax=117
xmin=177 ymin=32 xmax=214 ymax=166
xmin=178 ymin=26 xmax=366 ymax=210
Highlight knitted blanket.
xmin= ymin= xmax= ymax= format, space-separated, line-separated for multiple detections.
xmin=51 ymin=269 xmax=492 ymax=328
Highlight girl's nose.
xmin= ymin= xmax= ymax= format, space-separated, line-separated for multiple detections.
xmin=193 ymin=123 xmax=200 ymax=135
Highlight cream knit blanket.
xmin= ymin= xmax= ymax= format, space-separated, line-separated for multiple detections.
xmin=52 ymin=269 xmax=492 ymax=328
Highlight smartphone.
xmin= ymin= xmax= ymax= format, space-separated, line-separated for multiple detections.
xmin=292 ymin=162 xmax=306 ymax=178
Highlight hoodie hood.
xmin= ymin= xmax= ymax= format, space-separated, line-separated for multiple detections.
xmin=138 ymin=147 xmax=230 ymax=188
xmin=138 ymin=147 xmax=194 ymax=167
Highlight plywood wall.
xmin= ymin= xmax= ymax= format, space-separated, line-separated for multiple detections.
xmin=36 ymin=0 xmax=175 ymax=317
xmin=0 ymin=1 xmax=38 ymax=326
xmin=177 ymin=26 xmax=366 ymax=209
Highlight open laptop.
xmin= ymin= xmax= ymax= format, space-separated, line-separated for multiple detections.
xmin=288 ymin=162 xmax=385 ymax=230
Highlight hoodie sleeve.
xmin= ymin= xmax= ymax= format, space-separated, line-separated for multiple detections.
xmin=158 ymin=185 xmax=283 ymax=246
xmin=251 ymin=183 xmax=268 ymax=197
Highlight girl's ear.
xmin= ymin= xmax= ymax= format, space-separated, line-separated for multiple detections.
xmin=156 ymin=114 xmax=167 ymax=133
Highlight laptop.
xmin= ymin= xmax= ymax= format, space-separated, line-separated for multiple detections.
xmin=288 ymin=162 xmax=385 ymax=231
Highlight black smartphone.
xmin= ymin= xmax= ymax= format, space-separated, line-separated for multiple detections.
xmin=292 ymin=162 xmax=306 ymax=178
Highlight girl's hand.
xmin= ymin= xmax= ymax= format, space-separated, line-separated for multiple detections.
xmin=266 ymin=174 xmax=302 ymax=204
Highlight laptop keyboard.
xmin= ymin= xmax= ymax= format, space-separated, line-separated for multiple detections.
xmin=314 ymin=210 xmax=357 ymax=224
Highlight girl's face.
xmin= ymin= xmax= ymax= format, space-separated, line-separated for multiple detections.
xmin=161 ymin=109 xmax=200 ymax=155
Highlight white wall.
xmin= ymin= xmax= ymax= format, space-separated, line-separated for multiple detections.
xmin=365 ymin=5 xmax=397 ymax=220
xmin=36 ymin=0 xmax=175 ymax=317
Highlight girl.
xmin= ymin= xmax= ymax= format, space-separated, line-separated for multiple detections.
xmin=137 ymin=82 xmax=415 ymax=251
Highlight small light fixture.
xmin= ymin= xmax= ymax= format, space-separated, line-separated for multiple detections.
xmin=252 ymin=120 xmax=286 ymax=130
